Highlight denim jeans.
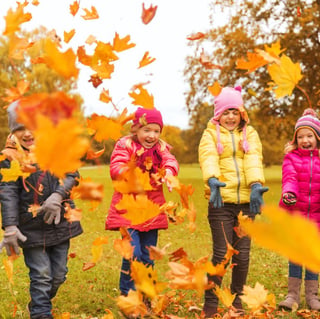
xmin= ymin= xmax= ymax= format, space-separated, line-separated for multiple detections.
xmin=23 ymin=240 xmax=70 ymax=319
xmin=120 ymin=229 xmax=158 ymax=295
xmin=289 ymin=261 xmax=318 ymax=280
xmin=204 ymin=203 xmax=254 ymax=307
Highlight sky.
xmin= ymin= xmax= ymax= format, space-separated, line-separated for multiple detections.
xmin=0 ymin=0 xmax=222 ymax=129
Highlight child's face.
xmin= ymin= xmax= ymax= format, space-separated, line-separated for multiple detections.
xmin=219 ymin=109 xmax=241 ymax=131
xmin=13 ymin=127 xmax=35 ymax=150
xmin=296 ymin=128 xmax=317 ymax=150
xmin=136 ymin=123 xmax=161 ymax=149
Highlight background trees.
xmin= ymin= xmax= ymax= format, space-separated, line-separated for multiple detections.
xmin=184 ymin=0 xmax=320 ymax=165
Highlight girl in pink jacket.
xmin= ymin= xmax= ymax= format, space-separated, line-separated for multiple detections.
xmin=279 ymin=108 xmax=320 ymax=311
xmin=105 ymin=107 xmax=179 ymax=297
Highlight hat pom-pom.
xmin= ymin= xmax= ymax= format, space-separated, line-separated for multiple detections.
xmin=217 ymin=142 xmax=224 ymax=155
xmin=234 ymin=85 xmax=242 ymax=93
xmin=302 ymin=108 xmax=318 ymax=118
xmin=242 ymin=140 xmax=250 ymax=153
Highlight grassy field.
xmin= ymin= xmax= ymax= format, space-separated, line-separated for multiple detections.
xmin=0 ymin=164 xmax=310 ymax=318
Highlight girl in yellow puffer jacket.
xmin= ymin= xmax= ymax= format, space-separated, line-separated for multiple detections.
xmin=198 ymin=86 xmax=268 ymax=318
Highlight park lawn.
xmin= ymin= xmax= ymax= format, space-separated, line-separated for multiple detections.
xmin=0 ymin=164 xmax=305 ymax=318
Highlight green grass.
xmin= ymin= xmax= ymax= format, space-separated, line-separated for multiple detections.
xmin=0 ymin=164 xmax=310 ymax=318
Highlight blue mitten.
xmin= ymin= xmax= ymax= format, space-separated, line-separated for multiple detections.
xmin=250 ymin=183 xmax=269 ymax=214
xmin=208 ymin=177 xmax=226 ymax=208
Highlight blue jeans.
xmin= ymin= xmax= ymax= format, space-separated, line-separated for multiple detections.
xmin=23 ymin=240 xmax=70 ymax=319
xmin=289 ymin=261 xmax=318 ymax=280
xmin=120 ymin=229 xmax=158 ymax=295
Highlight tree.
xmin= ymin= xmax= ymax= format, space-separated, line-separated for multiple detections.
xmin=0 ymin=26 xmax=78 ymax=149
xmin=184 ymin=0 xmax=320 ymax=165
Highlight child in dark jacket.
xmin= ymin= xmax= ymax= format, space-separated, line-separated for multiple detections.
xmin=279 ymin=108 xmax=320 ymax=311
xmin=105 ymin=107 xmax=179 ymax=297
xmin=0 ymin=101 xmax=83 ymax=319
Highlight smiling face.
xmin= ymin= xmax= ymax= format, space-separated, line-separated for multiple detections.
xmin=296 ymin=127 xmax=318 ymax=150
xmin=13 ymin=127 xmax=35 ymax=150
xmin=219 ymin=108 xmax=241 ymax=131
xmin=136 ymin=123 xmax=161 ymax=149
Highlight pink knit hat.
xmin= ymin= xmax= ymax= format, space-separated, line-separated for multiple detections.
xmin=292 ymin=108 xmax=320 ymax=142
xmin=133 ymin=107 xmax=163 ymax=131
xmin=211 ymin=86 xmax=250 ymax=154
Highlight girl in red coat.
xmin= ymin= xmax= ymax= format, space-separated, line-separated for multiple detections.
xmin=105 ymin=107 xmax=179 ymax=296
xmin=279 ymin=108 xmax=320 ymax=311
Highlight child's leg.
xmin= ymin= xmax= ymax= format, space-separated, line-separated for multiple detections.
xmin=47 ymin=240 xmax=70 ymax=299
xmin=23 ymin=246 xmax=54 ymax=319
xmin=140 ymin=229 xmax=158 ymax=266
xmin=305 ymin=269 xmax=320 ymax=310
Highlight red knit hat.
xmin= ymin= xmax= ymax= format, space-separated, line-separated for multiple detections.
xmin=133 ymin=107 xmax=163 ymax=130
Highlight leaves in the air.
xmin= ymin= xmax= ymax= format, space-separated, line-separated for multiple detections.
xmin=81 ymin=6 xmax=99 ymax=20
xmin=2 ymin=80 xmax=29 ymax=103
xmin=116 ymin=290 xmax=148 ymax=318
xmin=236 ymin=51 xmax=268 ymax=73
xmin=69 ymin=1 xmax=80 ymax=16
xmin=64 ymin=203 xmax=82 ymax=223
xmin=141 ymin=3 xmax=157 ymax=24
xmin=147 ymin=243 xmax=171 ymax=261
xmin=63 ymin=29 xmax=76 ymax=43
xmin=112 ymin=33 xmax=136 ymax=52
xmin=71 ymin=177 xmax=104 ymax=202
xmin=129 ymin=84 xmax=154 ymax=109
xmin=113 ymin=227 xmax=134 ymax=260
xmin=3 ymin=3 xmax=32 ymax=35
xmin=82 ymin=236 xmax=108 ymax=271
xmin=208 ymin=81 xmax=222 ymax=97
xmin=187 ymin=32 xmax=207 ymax=40
xmin=138 ymin=51 xmax=156 ymax=68
xmin=8 ymin=34 xmax=34 ymax=60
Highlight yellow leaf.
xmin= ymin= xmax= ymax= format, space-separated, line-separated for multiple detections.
xmin=3 ymin=257 xmax=14 ymax=284
xmin=0 ymin=160 xmax=29 ymax=182
xmin=129 ymin=85 xmax=154 ymax=109
xmin=239 ymin=206 xmax=320 ymax=273
xmin=112 ymin=33 xmax=136 ymax=52
xmin=3 ymin=3 xmax=32 ymax=35
xmin=113 ymin=237 xmax=134 ymax=260
xmin=116 ymin=290 xmax=147 ymax=318
xmin=138 ymin=51 xmax=156 ymax=68
xmin=213 ymin=286 xmax=235 ymax=308
xmin=116 ymin=194 xmax=160 ymax=225
xmin=33 ymin=116 xmax=89 ymax=178
xmin=267 ymin=54 xmax=303 ymax=98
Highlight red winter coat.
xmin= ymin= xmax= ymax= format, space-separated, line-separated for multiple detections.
xmin=279 ymin=148 xmax=320 ymax=228
xmin=105 ymin=136 xmax=179 ymax=231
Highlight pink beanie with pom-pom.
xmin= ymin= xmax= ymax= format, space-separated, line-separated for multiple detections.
xmin=292 ymin=108 xmax=320 ymax=142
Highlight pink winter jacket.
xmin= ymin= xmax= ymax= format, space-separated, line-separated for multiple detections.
xmin=105 ymin=136 xmax=179 ymax=231
xmin=280 ymin=148 xmax=320 ymax=228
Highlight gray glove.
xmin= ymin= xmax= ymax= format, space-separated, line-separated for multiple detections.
xmin=0 ymin=226 xmax=27 ymax=256
xmin=250 ymin=183 xmax=269 ymax=214
xmin=39 ymin=193 xmax=63 ymax=225
xmin=208 ymin=177 xmax=226 ymax=208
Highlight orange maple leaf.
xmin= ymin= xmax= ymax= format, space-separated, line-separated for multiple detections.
xmin=63 ymin=29 xmax=76 ymax=44
xmin=86 ymin=146 xmax=105 ymax=160
xmin=88 ymin=74 xmax=103 ymax=88
xmin=83 ymin=236 xmax=108 ymax=271
xmin=34 ymin=38 xmax=79 ymax=79
xmin=99 ymin=89 xmax=112 ymax=104
xmin=2 ymin=80 xmax=29 ymax=103
xmin=112 ymin=33 xmax=136 ymax=52
xmin=141 ymin=3 xmax=157 ymax=24
xmin=208 ymin=81 xmax=222 ymax=97
xmin=32 ymin=0 xmax=40 ymax=5
xmin=236 ymin=51 xmax=268 ymax=73
xmin=81 ymin=6 xmax=99 ymax=20
xmin=113 ymin=236 xmax=134 ymax=260
xmin=86 ymin=114 xmax=123 ymax=142
xmin=8 ymin=34 xmax=34 ymax=60
xmin=147 ymin=243 xmax=171 ymax=261
xmin=187 ymin=32 xmax=207 ymax=40
xmin=129 ymin=85 xmax=154 ymax=109
xmin=33 ymin=116 xmax=89 ymax=178
xmin=3 ymin=3 xmax=32 ymax=35
xmin=71 ymin=177 xmax=104 ymax=201
xmin=116 ymin=290 xmax=148 ymax=318
xmin=77 ymin=46 xmax=92 ymax=66
xmin=138 ymin=51 xmax=156 ymax=68
xmin=69 ymin=1 xmax=80 ymax=16
xmin=64 ymin=203 xmax=82 ymax=223
xmin=199 ymin=49 xmax=223 ymax=70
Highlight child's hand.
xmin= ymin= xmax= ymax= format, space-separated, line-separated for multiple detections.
xmin=250 ymin=183 xmax=269 ymax=214
xmin=164 ymin=169 xmax=173 ymax=192
xmin=282 ymin=192 xmax=297 ymax=206
xmin=0 ymin=226 xmax=27 ymax=256
xmin=208 ymin=177 xmax=226 ymax=208
xmin=39 ymin=193 xmax=63 ymax=224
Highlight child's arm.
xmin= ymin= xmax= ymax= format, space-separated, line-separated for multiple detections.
xmin=109 ymin=138 xmax=132 ymax=179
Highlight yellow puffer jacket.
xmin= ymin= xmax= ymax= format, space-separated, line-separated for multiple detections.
xmin=198 ymin=121 xmax=265 ymax=204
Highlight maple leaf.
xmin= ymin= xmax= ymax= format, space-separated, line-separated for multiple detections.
xmin=86 ymin=35 xmax=97 ymax=45
xmin=69 ymin=1 xmax=80 ymax=16
xmin=113 ymin=236 xmax=134 ymax=260
xmin=3 ymin=3 xmax=32 ymax=35
xmin=236 ymin=51 xmax=268 ymax=73
xmin=33 ymin=116 xmax=89 ymax=178
xmin=17 ymin=91 xmax=79 ymax=130
xmin=208 ymin=81 xmax=222 ymax=97
xmin=240 ymin=282 xmax=275 ymax=312
xmin=83 ymin=236 xmax=108 ymax=271
xmin=34 ymin=39 xmax=79 ymax=79
xmin=71 ymin=177 xmax=104 ymax=201
xmin=138 ymin=51 xmax=156 ymax=68
xmin=63 ymin=29 xmax=76 ymax=43
xmin=64 ymin=203 xmax=82 ymax=223
xmin=267 ymin=54 xmax=303 ymax=98
xmin=86 ymin=114 xmax=123 ymax=141
xmin=81 ymin=6 xmax=99 ymax=20
xmin=116 ymin=194 xmax=161 ymax=225
xmin=88 ymin=74 xmax=103 ymax=88
xmin=86 ymin=146 xmax=105 ymax=160
xmin=147 ymin=243 xmax=171 ymax=261
xmin=169 ymin=247 xmax=188 ymax=262
xmin=141 ymin=3 xmax=158 ymax=24
xmin=91 ymin=62 xmax=115 ymax=80
xmin=3 ymin=257 xmax=14 ymax=285
xmin=32 ymin=0 xmax=40 ymax=5
xmin=173 ymin=180 xmax=195 ymax=209
xmin=2 ymin=80 xmax=29 ymax=103
xmin=8 ymin=34 xmax=34 ymax=60
xmin=28 ymin=204 xmax=41 ymax=218
xmin=116 ymin=290 xmax=148 ymax=318
xmin=0 ymin=159 xmax=30 ymax=182
xmin=187 ymin=32 xmax=207 ymax=40
xmin=99 ymin=89 xmax=112 ymax=104
xmin=77 ymin=46 xmax=92 ymax=66
xmin=94 ymin=41 xmax=119 ymax=63
xmin=112 ymin=33 xmax=136 ymax=52
xmin=131 ymin=260 xmax=167 ymax=298
xmin=239 ymin=206 xmax=320 ymax=273
xmin=199 ymin=49 xmax=223 ymax=70
xmin=213 ymin=286 xmax=235 ymax=308
xmin=129 ymin=85 xmax=154 ymax=109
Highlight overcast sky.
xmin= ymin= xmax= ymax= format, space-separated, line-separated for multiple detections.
xmin=0 ymin=0 xmax=223 ymax=129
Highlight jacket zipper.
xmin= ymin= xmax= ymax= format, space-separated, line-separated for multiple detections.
xmin=308 ymin=151 xmax=313 ymax=219
xmin=230 ymin=131 xmax=241 ymax=203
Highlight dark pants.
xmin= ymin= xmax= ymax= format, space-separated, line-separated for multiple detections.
xmin=289 ymin=261 xmax=318 ymax=280
xmin=204 ymin=203 xmax=254 ymax=308
xmin=23 ymin=240 xmax=70 ymax=319
xmin=120 ymin=228 xmax=158 ymax=295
